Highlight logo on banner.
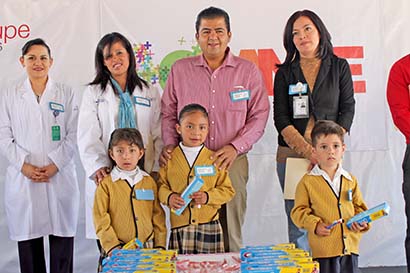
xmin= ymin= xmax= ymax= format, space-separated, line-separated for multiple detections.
xmin=0 ymin=23 xmax=31 ymax=52
xmin=133 ymin=38 xmax=366 ymax=95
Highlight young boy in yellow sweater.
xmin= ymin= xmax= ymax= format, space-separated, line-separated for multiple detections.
xmin=158 ymin=103 xmax=235 ymax=254
xmin=291 ymin=120 xmax=369 ymax=273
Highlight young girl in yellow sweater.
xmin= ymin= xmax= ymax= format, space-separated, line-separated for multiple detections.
xmin=93 ymin=128 xmax=166 ymax=271
xmin=158 ymin=103 xmax=235 ymax=254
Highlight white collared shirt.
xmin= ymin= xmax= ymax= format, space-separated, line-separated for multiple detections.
xmin=309 ymin=164 xmax=353 ymax=197
xmin=179 ymin=142 xmax=203 ymax=167
xmin=111 ymin=165 xmax=147 ymax=186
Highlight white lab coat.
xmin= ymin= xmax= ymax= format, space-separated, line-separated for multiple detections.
xmin=77 ymin=83 xmax=162 ymax=238
xmin=0 ymin=78 xmax=80 ymax=241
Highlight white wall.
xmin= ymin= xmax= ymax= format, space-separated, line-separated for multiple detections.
xmin=0 ymin=0 xmax=409 ymax=272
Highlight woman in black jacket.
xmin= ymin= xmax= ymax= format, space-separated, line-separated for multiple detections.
xmin=273 ymin=9 xmax=355 ymax=249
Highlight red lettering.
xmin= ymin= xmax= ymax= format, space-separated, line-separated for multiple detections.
xmin=0 ymin=23 xmax=31 ymax=44
xmin=239 ymin=49 xmax=281 ymax=96
xmin=18 ymin=24 xmax=30 ymax=39
xmin=334 ymin=46 xmax=366 ymax=93
xmin=4 ymin=25 xmax=17 ymax=44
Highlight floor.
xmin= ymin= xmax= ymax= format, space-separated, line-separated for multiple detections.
xmin=360 ymin=266 xmax=407 ymax=273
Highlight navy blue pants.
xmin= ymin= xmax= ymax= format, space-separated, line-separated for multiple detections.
xmin=316 ymin=254 xmax=360 ymax=273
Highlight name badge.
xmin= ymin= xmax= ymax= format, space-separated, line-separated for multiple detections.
xmin=293 ymin=95 xmax=309 ymax=119
xmin=51 ymin=125 xmax=61 ymax=141
xmin=230 ymin=89 xmax=250 ymax=102
xmin=134 ymin=96 xmax=151 ymax=107
xmin=194 ymin=165 xmax=215 ymax=176
xmin=288 ymin=82 xmax=308 ymax=95
xmin=135 ymin=189 xmax=154 ymax=200
xmin=49 ymin=102 xmax=64 ymax=112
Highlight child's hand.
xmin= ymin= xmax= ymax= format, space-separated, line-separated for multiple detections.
xmin=107 ymin=246 xmax=121 ymax=257
xmin=315 ymin=222 xmax=331 ymax=236
xmin=169 ymin=193 xmax=185 ymax=210
xmin=190 ymin=191 xmax=208 ymax=206
xmin=349 ymin=222 xmax=368 ymax=232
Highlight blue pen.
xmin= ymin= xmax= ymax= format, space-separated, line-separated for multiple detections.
xmin=326 ymin=218 xmax=344 ymax=229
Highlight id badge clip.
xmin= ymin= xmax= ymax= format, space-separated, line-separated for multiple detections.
xmin=290 ymin=82 xmax=309 ymax=119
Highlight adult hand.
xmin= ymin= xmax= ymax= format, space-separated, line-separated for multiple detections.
xmin=38 ymin=163 xmax=59 ymax=179
xmin=159 ymin=144 xmax=176 ymax=167
xmin=94 ymin=166 xmax=110 ymax=186
xmin=349 ymin=222 xmax=368 ymax=232
xmin=168 ymin=193 xmax=185 ymax=210
xmin=190 ymin=191 xmax=208 ymax=206
xmin=308 ymin=153 xmax=318 ymax=171
xmin=21 ymin=163 xmax=49 ymax=182
xmin=315 ymin=221 xmax=331 ymax=236
xmin=150 ymin=171 xmax=159 ymax=182
xmin=211 ymin=144 xmax=238 ymax=170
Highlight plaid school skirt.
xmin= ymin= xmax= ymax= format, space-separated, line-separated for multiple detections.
xmin=169 ymin=220 xmax=224 ymax=254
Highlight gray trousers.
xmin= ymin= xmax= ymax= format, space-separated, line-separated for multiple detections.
xmin=219 ymin=154 xmax=248 ymax=252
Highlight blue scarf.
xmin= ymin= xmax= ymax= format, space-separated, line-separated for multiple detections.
xmin=110 ymin=77 xmax=137 ymax=129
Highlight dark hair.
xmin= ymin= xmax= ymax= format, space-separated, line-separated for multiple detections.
xmin=311 ymin=120 xmax=344 ymax=146
xmin=278 ymin=10 xmax=333 ymax=67
xmin=108 ymin=128 xmax=145 ymax=170
xmin=21 ymin=38 xmax=51 ymax=57
xmin=89 ymin=32 xmax=148 ymax=95
xmin=178 ymin=103 xmax=209 ymax=123
xmin=195 ymin=6 xmax=231 ymax=33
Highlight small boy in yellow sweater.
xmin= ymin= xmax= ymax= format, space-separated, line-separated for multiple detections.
xmin=291 ymin=120 xmax=369 ymax=273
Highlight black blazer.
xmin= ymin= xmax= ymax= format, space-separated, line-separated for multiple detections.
xmin=273 ymin=54 xmax=355 ymax=147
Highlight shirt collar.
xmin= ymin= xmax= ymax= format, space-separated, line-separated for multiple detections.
xmin=111 ymin=166 xmax=148 ymax=186
xmin=194 ymin=47 xmax=236 ymax=68
xmin=309 ymin=164 xmax=353 ymax=181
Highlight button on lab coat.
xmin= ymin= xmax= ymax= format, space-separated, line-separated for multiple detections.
xmin=77 ymin=83 xmax=162 ymax=239
xmin=0 ymin=78 xmax=80 ymax=241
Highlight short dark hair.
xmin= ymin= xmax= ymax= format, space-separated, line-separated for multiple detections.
xmin=178 ymin=103 xmax=208 ymax=124
xmin=21 ymin=38 xmax=51 ymax=57
xmin=195 ymin=6 xmax=231 ymax=33
xmin=89 ymin=32 xmax=147 ymax=94
xmin=278 ymin=9 xmax=333 ymax=67
xmin=108 ymin=128 xmax=145 ymax=170
xmin=311 ymin=120 xmax=344 ymax=146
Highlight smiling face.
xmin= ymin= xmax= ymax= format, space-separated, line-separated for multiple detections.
xmin=176 ymin=110 xmax=209 ymax=147
xmin=103 ymin=41 xmax=130 ymax=81
xmin=196 ymin=16 xmax=231 ymax=62
xmin=20 ymin=44 xmax=53 ymax=81
xmin=292 ymin=16 xmax=320 ymax=58
xmin=312 ymin=134 xmax=345 ymax=174
xmin=109 ymin=140 xmax=144 ymax=171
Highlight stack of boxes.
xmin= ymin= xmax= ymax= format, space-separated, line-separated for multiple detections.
xmin=240 ymin=243 xmax=319 ymax=273
xmin=101 ymin=249 xmax=177 ymax=273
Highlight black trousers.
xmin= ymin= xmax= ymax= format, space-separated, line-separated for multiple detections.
xmin=17 ymin=235 xmax=74 ymax=273
xmin=403 ymin=144 xmax=410 ymax=273
xmin=316 ymin=254 xmax=360 ymax=273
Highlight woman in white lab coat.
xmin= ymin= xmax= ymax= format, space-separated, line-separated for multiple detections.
xmin=0 ymin=38 xmax=79 ymax=273
xmin=77 ymin=32 xmax=162 ymax=241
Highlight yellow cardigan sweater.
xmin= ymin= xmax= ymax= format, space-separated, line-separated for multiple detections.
xmin=93 ymin=174 xmax=167 ymax=253
xmin=158 ymin=145 xmax=235 ymax=229
xmin=291 ymin=173 xmax=369 ymax=258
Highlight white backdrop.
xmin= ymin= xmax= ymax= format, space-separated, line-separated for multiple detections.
xmin=0 ymin=0 xmax=409 ymax=272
